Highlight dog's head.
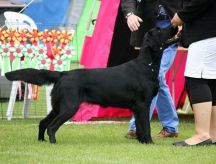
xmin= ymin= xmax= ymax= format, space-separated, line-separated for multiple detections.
xmin=142 ymin=26 xmax=178 ymax=52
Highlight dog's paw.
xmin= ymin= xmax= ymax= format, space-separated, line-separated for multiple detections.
xmin=139 ymin=140 xmax=154 ymax=144
xmin=145 ymin=140 xmax=154 ymax=144
xmin=48 ymin=135 xmax=56 ymax=144
xmin=49 ymin=139 xmax=56 ymax=144
xmin=38 ymin=138 xmax=46 ymax=142
xmin=38 ymin=135 xmax=45 ymax=141
xmin=47 ymin=128 xmax=56 ymax=144
xmin=138 ymin=137 xmax=154 ymax=144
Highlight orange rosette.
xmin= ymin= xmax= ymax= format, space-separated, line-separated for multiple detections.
xmin=39 ymin=29 xmax=52 ymax=43
xmin=15 ymin=29 xmax=28 ymax=44
xmin=0 ymin=28 xmax=5 ymax=43
xmin=59 ymin=30 xmax=73 ymax=46
xmin=49 ymin=30 xmax=61 ymax=44
xmin=3 ymin=29 xmax=17 ymax=44
xmin=27 ymin=29 xmax=40 ymax=45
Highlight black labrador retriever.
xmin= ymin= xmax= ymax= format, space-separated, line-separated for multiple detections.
xmin=5 ymin=27 xmax=178 ymax=144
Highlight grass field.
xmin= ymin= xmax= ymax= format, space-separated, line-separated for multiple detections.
xmin=0 ymin=117 xmax=215 ymax=164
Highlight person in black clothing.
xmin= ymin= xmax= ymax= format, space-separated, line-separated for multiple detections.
xmin=171 ymin=0 xmax=216 ymax=146
xmin=121 ymin=0 xmax=182 ymax=139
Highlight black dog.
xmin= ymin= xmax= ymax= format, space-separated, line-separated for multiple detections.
xmin=5 ymin=27 xmax=178 ymax=144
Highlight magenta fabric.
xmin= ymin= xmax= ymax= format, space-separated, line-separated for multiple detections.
xmin=73 ymin=0 xmax=132 ymax=121
xmin=80 ymin=0 xmax=121 ymax=68
xmin=80 ymin=36 xmax=92 ymax=67
xmin=166 ymin=50 xmax=188 ymax=108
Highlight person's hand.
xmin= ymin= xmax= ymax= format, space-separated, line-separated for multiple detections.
xmin=171 ymin=13 xmax=183 ymax=26
xmin=127 ymin=14 xmax=143 ymax=32
xmin=177 ymin=26 xmax=182 ymax=37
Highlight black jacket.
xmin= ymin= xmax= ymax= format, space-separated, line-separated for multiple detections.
xmin=121 ymin=0 xmax=157 ymax=47
xmin=121 ymin=0 xmax=182 ymax=47
xmin=178 ymin=0 xmax=216 ymax=47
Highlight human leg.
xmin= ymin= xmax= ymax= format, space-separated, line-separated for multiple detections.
xmin=173 ymin=77 xmax=213 ymax=146
xmin=209 ymin=79 xmax=216 ymax=143
xmin=185 ymin=102 xmax=212 ymax=144
xmin=156 ymin=44 xmax=179 ymax=134
xmin=210 ymin=106 xmax=216 ymax=143
xmin=128 ymin=115 xmax=136 ymax=131
xmin=125 ymin=115 xmax=137 ymax=139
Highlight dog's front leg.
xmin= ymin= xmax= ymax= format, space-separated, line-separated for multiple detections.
xmin=134 ymin=102 xmax=153 ymax=144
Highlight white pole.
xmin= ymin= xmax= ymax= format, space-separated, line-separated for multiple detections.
xmin=19 ymin=0 xmax=36 ymax=13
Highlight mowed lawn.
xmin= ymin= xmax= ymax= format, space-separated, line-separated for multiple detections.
xmin=0 ymin=117 xmax=215 ymax=164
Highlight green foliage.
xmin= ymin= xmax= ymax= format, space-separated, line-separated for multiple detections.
xmin=0 ymin=118 xmax=215 ymax=164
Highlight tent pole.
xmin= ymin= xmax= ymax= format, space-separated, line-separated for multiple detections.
xmin=19 ymin=0 xmax=36 ymax=13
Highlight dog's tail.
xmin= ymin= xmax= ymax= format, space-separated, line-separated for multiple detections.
xmin=5 ymin=68 xmax=61 ymax=86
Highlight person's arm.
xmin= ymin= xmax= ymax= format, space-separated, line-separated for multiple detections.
xmin=160 ymin=0 xmax=183 ymax=18
xmin=121 ymin=0 xmax=143 ymax=32
xmin=177 ymin=0 xmax=214 ymax=23
xmin=121 ymin=0 xmax=137 ymax=17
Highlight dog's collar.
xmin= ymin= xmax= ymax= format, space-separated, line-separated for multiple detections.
xmin=146 ymin=45 xmax=163 ymax=72
xmin=161 ymin=44 xmax=164 ymax=49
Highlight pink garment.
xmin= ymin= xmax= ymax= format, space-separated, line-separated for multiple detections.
xmin=74 ymin=0 xmax=132 ymax=121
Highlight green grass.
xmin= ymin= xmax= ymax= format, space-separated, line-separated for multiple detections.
xmin=0 ymin=118 xmax=215 ymax=164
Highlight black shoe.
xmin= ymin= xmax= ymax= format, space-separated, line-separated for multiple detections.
xmin=173 ymin=139 xmax=212 ymax=147
xmin=212 ymin=142 xmax=216 ymax=145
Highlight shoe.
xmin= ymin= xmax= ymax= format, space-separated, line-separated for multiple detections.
xmin=173 ymin=139 xmax=212 ymax=146
xmin=212 ymin=142 xmax=216 ymax=145
xmin=125 ymin=130 xmax=137 ymax=139
xmin=157 ymin=128 xmax=178 ymax=137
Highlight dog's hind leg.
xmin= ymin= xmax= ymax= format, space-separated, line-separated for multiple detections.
xmin=38 ymin=109 xmax=59 ymax=141
xmin=134 ymin=101 xmax=153 ymax=144
xmin=46 ymin=102 xmax=79 ymax=144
